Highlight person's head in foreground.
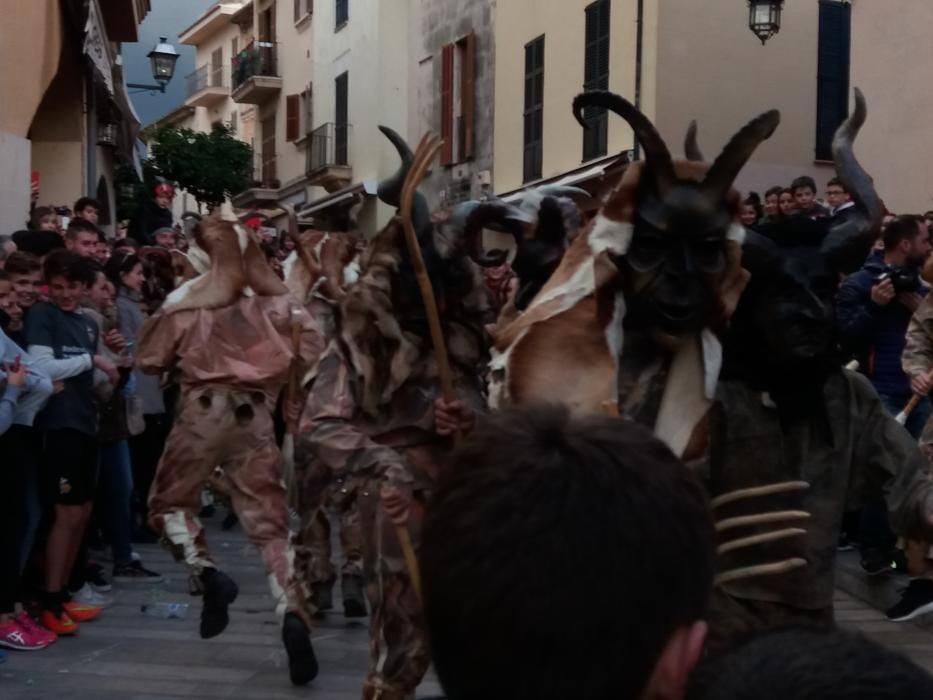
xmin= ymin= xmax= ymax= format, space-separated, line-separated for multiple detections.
xmin=688 ymin=627 xmax=933 ymax=700
xmin=421 ymin=404 xmax=716 ymax=700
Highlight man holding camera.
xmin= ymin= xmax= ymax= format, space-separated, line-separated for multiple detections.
xmin=838 ymin=215 xmax=932 ymax=578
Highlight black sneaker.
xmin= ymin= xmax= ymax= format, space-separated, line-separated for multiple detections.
xmin=221 ymin=512 xmax=239 ymax=531
xmin=282 ymin=612 xmax=318 ymax=686
xmin=200 ymin=568 xmax=239 ymax=639
xmin=861 ymin=549 xmax=897 ymax=577
xmin=113 ymin=560 xmax=164 ymax=584
xmin=87 ymin=563 xmax=112 ymax=593
xmin=310 ymin=579 xmax=335 ymax=613
xmin=341 ymin=575 xmax=367 ymax=618
xmin=887 ymin=579 xmax=933 ymax=622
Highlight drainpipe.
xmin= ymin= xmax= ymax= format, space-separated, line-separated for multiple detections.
xmin=633 ymin=0 xmax=644 ymax=161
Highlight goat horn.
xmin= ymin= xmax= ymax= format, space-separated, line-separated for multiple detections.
xmin=684 ymin=120 xmax=704 ymax=161
xmin=379 ymin=125 xmax=432 ymax=236
xmin=535 ymin=185 xmax=590 ymax=199
xmin=711 ymin=481 xmax=810 ymax=509
xmin=572 ymin=90 xmax=676 ymax=194
xmin=703 ymin=109 xmax=781 ymax=203
xmin=715 ymin=558 xmax=808 ymax=587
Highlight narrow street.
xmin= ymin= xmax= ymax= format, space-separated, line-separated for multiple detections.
xmin=0 ymin=519 xmax=440 ymax=700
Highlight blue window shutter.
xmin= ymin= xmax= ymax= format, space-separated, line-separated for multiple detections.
xmin=816 ymin=0 xmax=851 ymax=160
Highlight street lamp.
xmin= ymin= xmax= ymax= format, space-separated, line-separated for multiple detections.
xmin=127 ymin=37 xmax=180 ymax=93
xmin=748 ymin=0 xmax=784 ymax=45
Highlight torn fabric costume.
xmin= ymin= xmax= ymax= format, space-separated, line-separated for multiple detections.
xmin=281 ymin=219 xmax=368 ymax=614
xmin=136 ymin=216 xmax=321 ymax=648
xmin=296 ymin=127 xmax=489 ymax=700
xmin=488 ymin=91 xmax=777 ymax=460
xmin=704 ymin=90 xmax=933 ymax=653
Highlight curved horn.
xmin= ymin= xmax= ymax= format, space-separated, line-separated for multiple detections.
xmin=464 ymin=201 xmax=524 ymax=267
xmin=180 ymin=211 xmax=202 ymax=221
xmin=377 ymin=125 xmax=414 ymax=207
xmin=702 ymin=109 xmax=781 ymax=202
xmin=282 ymin=204 xmax=321 ymax=279
xmin=685 ymin=120 xmax=704 ymax=162
xmin=821 ymin=88 xmax=883 ymax=272
xmin=572 ymin=90 xmax=676 ymax=194
xmin=378 ymin=125 xmax=431 ymax=236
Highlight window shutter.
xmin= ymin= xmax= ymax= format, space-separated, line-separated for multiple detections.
xmin=816 ymin=0 xmax=850 ymax=160
xmin=460 ymin=32 xmax=476 ymax=161
xmin=286 ymin=94 xmax=300 ymax=142
xmin=440 ymin=43 xmax=455 ymax=165
xmin=294 ymin=0 xmax=300 ymax=22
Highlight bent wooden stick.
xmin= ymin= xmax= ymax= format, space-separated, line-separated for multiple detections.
xmin=897 ymin=367 xmax=933 ymax=425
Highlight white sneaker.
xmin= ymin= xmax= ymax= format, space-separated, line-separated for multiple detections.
xmin=72 ymin=583 xmax=114 ymax=609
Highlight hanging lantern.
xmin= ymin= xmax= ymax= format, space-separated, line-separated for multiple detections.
xmin=748 ymin=0 xmax=784 ymax=45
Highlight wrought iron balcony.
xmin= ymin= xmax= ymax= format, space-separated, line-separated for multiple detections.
xmin=231 ymin=42 xmax=282 ymax=104
xmin=184 ymin=64 xmax=227 ymax=107
xmin=305 ymin=122 xmax=352 ymax=192
xmin=232 ymin=152 xmax=280 ymax=208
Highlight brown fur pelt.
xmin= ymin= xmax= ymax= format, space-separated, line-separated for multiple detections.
xmin=339 ymin=217 xmax=489 ymax=416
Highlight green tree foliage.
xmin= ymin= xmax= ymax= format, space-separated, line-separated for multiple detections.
xmin=147 ymin=122 xmax=253 ymax=211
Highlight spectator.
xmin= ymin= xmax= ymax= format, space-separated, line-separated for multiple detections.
xmin=778 ymin=188 xmax=796 ymax=217
xmin=93 ymin=231 xmax=111 ymax=264
xmin=24 ymin=250 xmax=117 ymax=635
xmin=761 ymin=186 xmax=783 ymax=224
xmin=73 ymin=197 xmax=101 ymax=225
xmin=0 ymin=273 xmax=55 ymax=652
xmin=11 ymin=229 xmax=64 ymax=259
xmin=688 ymin=628 xmax=933 ymax=700
xmin=421 ymin=405 xmax=715 ymax=700
xmin=838 ymin=215 xmax=932 ymax=577
xmin=740 ymin=196 xmax=762 ymax=228
xmin=0 ymin=235 xmax=16 ymax=270
xmin=153 ymin=227 xmax=176 ymax=250
xmin=4 ymin=252 xmax=42 ymax=346
xmin=107 ymin=251 xmax=167 ymax=543
xmin=826 ymin=177 xmax=853 ymax=217
xmin=29 ymin=206 xmax=59 ymax=233
xmin=64 ymin=219 xmax=100 ymax=259
xmin=790 ymin=176 xmax=828 ymax=219
xmin=85 ymin=261 xmax=162 ymax=585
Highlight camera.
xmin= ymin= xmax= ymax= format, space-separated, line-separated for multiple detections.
xmin=875 ymin=266 xmax=922 ymax=294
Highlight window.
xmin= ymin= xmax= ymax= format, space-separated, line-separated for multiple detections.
xmin=816 ymin=0 xmax=850 ymax=160
xmin=261 ymin=115 xmax=276 ymax=186
xmin=440 ymin=32 xmax=476 ymax=165
xmin=229 ymin=110 xmax=238 ymax=135
xmin=583 ymin=0 xmax=611 ymax=161
xmin=335 ymin=72 xmax=349 ymax=164
xmin=523 ymin=36 xmax=544 ymax=183
xmin=286 ymin=94 xmax=300 ymax=142
xmin=294 ymin=0 xmax=312 ymax=22
xmin=210 ymin=47 xmax=223 ymax=88
xmin=336 ymin=0 xmax=348 ymax=28
xmin=232 ymin=36 xmax=238 ymax=60
xmin=301 ymin=86 xmax=313 ymax=136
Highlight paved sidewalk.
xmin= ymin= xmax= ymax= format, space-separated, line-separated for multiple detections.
xmin=837 ymin=589 xmax=933 ymax=672
xmin=0 ymin=518 xmax=440 ymax=700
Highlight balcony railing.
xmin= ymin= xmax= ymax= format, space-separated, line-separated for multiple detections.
xmin=306 ymin=122 xmax=351 ymax=175
xmin=186 ymin=63 xmax=226 ymax=97
xmin=232 ymin=42 xmax=279 ymax=91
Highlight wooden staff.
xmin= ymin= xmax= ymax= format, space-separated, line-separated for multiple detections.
xmin=897 ymin=367 xmax=933 ymax=425
xmin=389 ymin=131 xmax=451 ymax=602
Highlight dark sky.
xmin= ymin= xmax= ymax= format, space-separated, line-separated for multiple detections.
xmin=124 ymin=0 xmax=214 ymax=126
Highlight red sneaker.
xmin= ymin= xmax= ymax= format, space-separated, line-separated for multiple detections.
xmin=62 ymin=601 xmax=101 ymax=623
xmin=40 ymin=610 xmax=78 ymax=637
xmin=15 ymin=612 xmax=57 ymax=646
xmin=0 ymin=618 xmax=50 ymax=651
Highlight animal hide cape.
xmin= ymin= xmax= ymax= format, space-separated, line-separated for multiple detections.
xmin=489 ymin=161 xmax=750 ymax=459
xmin=338 ymin=217 xmax=489 ymax=418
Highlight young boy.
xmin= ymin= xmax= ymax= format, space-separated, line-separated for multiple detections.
xmin=3 ymin=252 xmax=42 ymax=347
xmin=64 ymin=220 xmax=100 ymax=259
xmin=73 ymin=197 xmax=101 ymax=226
xmin=790 ymin=176 xmax=829 ymax=220
xmin=25 ymin=250 xmax=117 ymax=635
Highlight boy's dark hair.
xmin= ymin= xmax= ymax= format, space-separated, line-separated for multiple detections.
xmin=0 ymin=269 xmax=10 ymax=283
xmin=11 ymin=230 xmax=64 ymax=257
xmin=883 ymin=214 xmax=926 ymax=251
xmin=73 ymin=197 xmax=101 ymax=214
xmin=689 ymin=627 xmax=933 ymax=700
xmin=765 ymin=186 xmax=783 ymax=199
xmin=105 ymin=251 xmax=141 ymax=289
xmin=791 ymin=176 xmax=817 ymax=195
xmin=4 ymin=251 xmax=41 ymax=277
xmin=826 ymin=177 xmax=848 ymax=193
xmin=421 ymin=404 xmax=716 ymax=700
xmin=780 ymin=187 xmax=794 ymax=197
xmin=43 ymin=249 xmax=95 ymax=286
xmin=66 ymin=218 xmax=100 ymax=241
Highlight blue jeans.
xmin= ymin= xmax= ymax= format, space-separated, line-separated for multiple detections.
xmin=99 ymin=440 xmax=134 ymax=565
